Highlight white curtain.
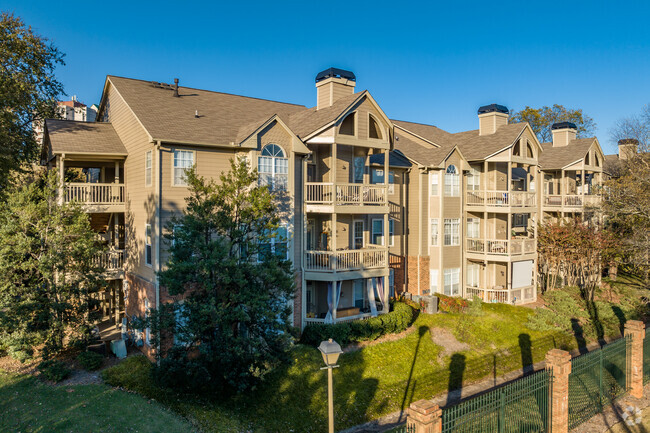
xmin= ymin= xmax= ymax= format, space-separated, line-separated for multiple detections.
xmin=367 ymin=278 xmax=378 ymax=316
xmin=325 ymin=281 xmax=342 ymax=323
xmin=376 ymin=277 xmax=385 ymax=312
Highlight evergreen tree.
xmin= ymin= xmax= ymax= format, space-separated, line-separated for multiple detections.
xmin=0 ymin=170 xmax=106 ymax=359
xmin=140 ymin=158 xmax=295 ymax=393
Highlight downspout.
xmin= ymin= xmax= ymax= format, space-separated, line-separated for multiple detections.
xmin=417 ymin=166 xmax=423 ymax=295
xmin=154 ymin=141 xmax=162 ymax=320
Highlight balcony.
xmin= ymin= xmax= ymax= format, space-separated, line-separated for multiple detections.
xmin=93 ymin=249 xmax=125 ymax=277
xmin=64 ymin=183 xmax=125 ymax=213
xmin=305 ymin=182 xmax=388 ymax=213
xmin=465 ymin=191 xmax=536 ymax=209
xmin=304 ymin=247 xmax=388 ymax=272
xmin=543 ymin=194 xmax=601 ymax=210
xmin=465 ymin=285 xmax=535 ymax=304
xmin=466 ymin=238 xmax=536 ymax=257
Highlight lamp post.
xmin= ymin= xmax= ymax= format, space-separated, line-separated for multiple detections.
xmin=318 ymin=338 xmax=343 ymax=433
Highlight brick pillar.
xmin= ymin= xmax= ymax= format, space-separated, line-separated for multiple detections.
xmin=624 ymin=320 xmax=645 ymax=399
xmin=546 ymin=348 xmax=572 ymax=433
xmin=406 ymin=399 xmax=441 ymax=433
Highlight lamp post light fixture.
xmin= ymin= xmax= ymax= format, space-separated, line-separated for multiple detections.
xmin=318 ymin=338 xmax=343 ymax=433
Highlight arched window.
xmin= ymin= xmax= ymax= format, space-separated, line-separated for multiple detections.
xmin=339 ymin=112 xmax=355 ymax=136
xmin=258 ymin=144 xmax=288 ymax=191
xmin=527 ymin=143 xmax=534 ymax=158
xmin=445 ymin=164 xmax=459 ymax=196
xmin=369 ymin=114 xmax=382 ymax=139
xmin=513 ymin=140 xmax=521 ymax=157
xmin=595 ymin=153 xmax=600 ymax=167
xmin=585 ymin=152 xmax=591 ymax=165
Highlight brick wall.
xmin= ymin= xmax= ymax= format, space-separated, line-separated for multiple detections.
xmin=390 ymin=254 xmax=406 ymax=296
xmin=125 ymin=272 xmax=156 ymax=359
xmin=406 ymin=256 xmax=430 ymax=295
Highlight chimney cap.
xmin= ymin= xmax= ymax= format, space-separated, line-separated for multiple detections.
xmin=551 ymin=122 xmax=577 ymax=131
xmin=618 ymin=138 xmax=639 ymax=145
xmin=316 ymin=67 xmax=356 ymax=83
xmin=478 ymin=104 xmax=509 ymax=115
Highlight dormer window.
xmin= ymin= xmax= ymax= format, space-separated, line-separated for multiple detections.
xmin=527 ymin=143 xmax=534 ymax=158
xmin=339 ymin=112 xmax=355 ymax=136
xmin=595 ymin=153 xmax=600 ymax=167
xmin=369 ymin=114 xmax=382 ymax=139
xmin=585 ymin=152 xmax=591 ymax=165
xmin=513 ymin=140 xmax=521 ymax=157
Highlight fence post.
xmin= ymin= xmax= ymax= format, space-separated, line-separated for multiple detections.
xmin=407 ymin=399 xmax=442 ymax=433
xmin=624 ymin=320 xmax=645 ymax=399
xmin=546 ymin=348 xmax=572 ymax=433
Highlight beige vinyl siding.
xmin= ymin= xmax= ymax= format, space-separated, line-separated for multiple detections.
xmin=103 ymin=83 xmax=155 ymax=282
xmin=336 ymin=145 xmax=353 ymax=183
xmin=441 ymin=151 xmax=463 ymax=270
xmin=406 ymin=168 xmax=423 ymax=257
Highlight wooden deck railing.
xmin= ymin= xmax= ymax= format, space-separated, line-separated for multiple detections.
xmin=64 ymin=183 xmax=125 ymax=205
xmin=465 ymin=191 xmax=536 ymax=207
xmin=93 ymin=249 xmax=125 ymax=271
xmin=304 ymin=247 xmax=388 ymax=272
xmin=466 ymin=238 xmax=536 ymax=255
xmin=305 ymin=182 xmax=387 ymax=206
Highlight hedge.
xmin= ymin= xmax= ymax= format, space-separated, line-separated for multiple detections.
xmin=299 ymin=301 xmax=418 ymax=346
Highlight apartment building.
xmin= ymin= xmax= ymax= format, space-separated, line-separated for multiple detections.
xmin=34 ymin=96 xmax=98 ymax=144
xmin=41 ymin=68 xmax=604 ymax=347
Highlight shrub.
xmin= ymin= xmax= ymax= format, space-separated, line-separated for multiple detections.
xmin=102 ymin=356 xmax=159 ymax=397
xmin=299 ymin=301 xmax=417 ymax=346
xmin=38 ymin=360 xmax=70 ymax=382
xmin=468 ymin=295 xmax=484 ymax=316
xmin=77 ymin=350 xmax=104 ymax=371
xmin=438 ymin=295 xmax=468 ymax=313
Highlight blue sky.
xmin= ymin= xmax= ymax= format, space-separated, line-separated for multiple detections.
xmin=5 ymin=0 xmax=650 ymax=153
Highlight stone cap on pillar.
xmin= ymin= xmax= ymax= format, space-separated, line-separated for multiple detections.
xmin=624 ymin=320 xmax=646 ymax=334
xmin=546 ymin=348 xmax=572 ymax=374
xmin=408 ymin=399 xmax=441 ymax=423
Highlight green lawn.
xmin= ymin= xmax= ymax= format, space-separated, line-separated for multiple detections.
xmin=103 ymin=302 xmax=578 ymax=433
xmin=0 ymin=370 xmax=194 ymax=433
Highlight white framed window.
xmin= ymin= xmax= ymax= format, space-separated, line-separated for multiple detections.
xmin=145 ymin=224 xmax=152 ymax=266
xmin=258 ymin=144 xmax=288 ymax=191
xmin=444 ymin=165 xmax=459 ymax=196
xmin=467 ymin=218 xmax=480 ymax=239
xmin=353 ymin=220 xmax=364 ymax=250
xmin=388 ymin=170 xmax=395 ymax=194
xmin=430 ymin=172 xmax=439 ymax=196
xmin=389 ymin=219 xmax=395 ymax=247
xmin=144 ymin=298 xmax=151 ymax=345
xmin=173 ymin=149 xmax=194 ymax=186
xmin=259 ymin=224 xmax=290 ymax=261
xmin=371 ymin=219 xmax=383 ymax=245
xmin=371 ymin=168 xmax=384 ymax=184
xmin=353 ymin=156 xmax=365 ymax=183
xmin=444 ymin=268 xmax=460 ymax=296
xmin=430 ymin=269 xmax=439 ymax=293
xmin=430 ymin=218 xmax=439 ymax=246
xmin=513 ymin=213 xmax=529 ymax=228
xmin=467 ymin=167 xmax=480 ymax=191
xmin=145 ymin=150 xmax=152 ymax=187
xmin=467 ymin=263 xmax=480 ymax=288
xmin=444 ymin=218 xmax=460 ymax=246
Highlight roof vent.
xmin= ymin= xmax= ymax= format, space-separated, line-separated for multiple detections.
xmin=173 ymin=78 xmax=179 ymax=97
xmin=477 ymin=104 xmax=509 ymax=115
xmin=551 ymin=122 xmax=577 ymax=130
xmin=315 ymin=67 xmax=356 ymax=83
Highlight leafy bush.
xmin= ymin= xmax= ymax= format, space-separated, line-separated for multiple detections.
xmin=468 ymin=296 xmax=484 ymax=316
xmin=438 ymin=295 xmax=468 ymax=313
xmin=299 ymin=301 xmax=418 ymax=346
xmin=77 ymin=350 xmax=104 ymax=370
xmin=102 ymin=356 xmax=159 ymax=396
xmin=37 ymin=360 xmax=70 ymax=382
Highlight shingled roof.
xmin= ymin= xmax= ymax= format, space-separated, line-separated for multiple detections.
xmin=287 ymin=91 xmax=366 ymax=139
xmin=391 ymin=121 xmax=457 ymax=166
xmin=45 ymin=119 xmax=127 ymax=156
xmin=452 ymin=123 xmax=527 ymax=161
xmin=538 ymin=138 xmax=595 ymax=169
xmin=105 ymin=76 xmax=307 ymax=145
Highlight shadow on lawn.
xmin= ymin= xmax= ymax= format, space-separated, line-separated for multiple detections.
xmin=399 ymin=326 xmax=429 ymax=413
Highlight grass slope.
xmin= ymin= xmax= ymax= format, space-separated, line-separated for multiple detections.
xmin=103 ymin=303 xmax=576 ymax=432
xmin=0 ymin=370 xmax=194 ymax=433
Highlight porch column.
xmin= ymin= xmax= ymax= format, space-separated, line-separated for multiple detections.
xmin=331 ymin=142 xmax=337 ymax=199
xmin=114 ymin=161 xmax=120 ymax=183
xmin=581 ymin=169 xmax=585 ymax=198
xmin=331 ymin=213 xmax=337 ymax=270
xmin=58 ymin=154 xmax=65 ymax=205
xmin=383 ymin=148 xmax=389 ymax=205
xmin=507 ymin=161 xmax=512 ymax=193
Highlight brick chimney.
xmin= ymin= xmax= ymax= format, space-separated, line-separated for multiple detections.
xmin=478 ymin=104 xmax=509 ymax=135
xmin=315 ymin=67 xmax=356 ymax=110
xmin=618 ymin=138 xmax=638 ymax=160
xmin=551 ymin=122 xmax=577 ymax=147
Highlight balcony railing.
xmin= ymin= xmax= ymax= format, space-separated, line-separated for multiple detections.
xmin=466 ymin=286 xmax=510 ymax=303
xmin=93 ymin=249 xmax=125 ymax=272
xmin=544 ymin=194 xmax=601 ymax=208
xmin=465 ymin=191 xmax=536 ymax=207
xmin=466 ymin=238 xmax=536 ymax=255
xmin=305 ymin=182 xmax=387 ymax=206
xmin=65 ymin=183 xmax=125 ymax=205
xmin=305 ymin=247 xmax=388 ymax=272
